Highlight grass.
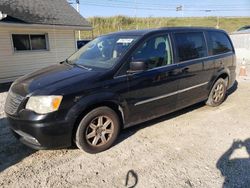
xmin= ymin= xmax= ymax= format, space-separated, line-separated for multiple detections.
xmin=79 ymin=16 xmax=250 ymax=39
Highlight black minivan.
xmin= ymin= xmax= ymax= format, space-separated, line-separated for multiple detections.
xmin=5 ymin=27 xmax=236 ymax=153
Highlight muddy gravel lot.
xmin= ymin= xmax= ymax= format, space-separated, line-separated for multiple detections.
xmin=0 ymin=76 xmax=250 ymax=188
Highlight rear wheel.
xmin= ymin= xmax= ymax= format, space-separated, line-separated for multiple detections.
xmin=206 ymin=78 xmax=227 ymax=107
xmin=75 ymin=107 xmax=120 ymax=153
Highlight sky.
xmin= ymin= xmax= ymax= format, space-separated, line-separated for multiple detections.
xmin=70 ymin=0 xmax=250 ymax=18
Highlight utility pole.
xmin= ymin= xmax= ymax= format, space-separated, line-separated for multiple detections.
xmin=134 ymin=0 xmax=138 ymax=30
xmin=176 ymin=5 xmax=183 ymax=17
xmin=216 ymin=16 xmax=220 ymax=29
xmin=69 ymin=0 xmax=81 ymax=40
xmin=76 ymin=0 xmax=81 ymax=40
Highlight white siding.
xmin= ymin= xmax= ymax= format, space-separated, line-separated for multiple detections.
xmin=230 ymin=33 xmax=250 ymax=64
xmin=0 ymin=26 xmax=77 ymax=83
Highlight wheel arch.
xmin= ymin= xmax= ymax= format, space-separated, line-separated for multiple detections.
xmin=67 ymin=94 xmax=126 ymax=144
xmin=209 ymin=69 xmax=230 ymax=92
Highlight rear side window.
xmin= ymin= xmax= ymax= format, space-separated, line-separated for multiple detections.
xmin=208 ymin=31 xmax=233 ymax=55
xmin=174 ymin=32 xmax=207 ymax=62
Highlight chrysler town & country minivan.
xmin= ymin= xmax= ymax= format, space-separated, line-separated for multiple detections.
xmin=5 ymin=27 xmax=236 ymax=153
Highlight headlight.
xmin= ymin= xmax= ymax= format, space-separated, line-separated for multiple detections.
xmin=26 ymin=96 xmax=63 ymax=114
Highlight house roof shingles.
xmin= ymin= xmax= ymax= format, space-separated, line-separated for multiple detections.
xmin=0 ymin=0 xmax=91 ymax=28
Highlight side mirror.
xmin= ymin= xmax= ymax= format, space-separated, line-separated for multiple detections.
xmin=127 ymin=61 xmax=146 ymax=74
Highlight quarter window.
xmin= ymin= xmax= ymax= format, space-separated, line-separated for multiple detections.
xmin=174 ymin=32 xmax=207 ymax=62
xmin=208 ymin=31 xmax=233 ymax=55
xmin=131 ymin=35 xmax=173 ymax=70
xmin=12 ymin=34 xmax=48 ymax=51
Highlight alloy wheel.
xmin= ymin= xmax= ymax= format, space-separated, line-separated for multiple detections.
xmin=85 ymin=116 xmax=114 ymax=147
xmin=212 ymin=83 xmax=225 ymax=103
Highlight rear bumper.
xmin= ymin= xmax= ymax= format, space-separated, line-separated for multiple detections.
xmin=6 ymin=115 xmax=73 ymax=150
xmin=228 ymin=71 xmax=236 ymax=89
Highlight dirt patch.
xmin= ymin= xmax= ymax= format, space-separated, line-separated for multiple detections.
xmin=0 ymin=78 xmax=249 ymax=187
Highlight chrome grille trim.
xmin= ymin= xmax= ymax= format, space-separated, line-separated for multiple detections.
xmin=4 ymin=91 xmax=24 ymax=115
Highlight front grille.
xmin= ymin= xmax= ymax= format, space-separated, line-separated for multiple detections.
xmin=4 ymin=91 xmax=24 ymax=115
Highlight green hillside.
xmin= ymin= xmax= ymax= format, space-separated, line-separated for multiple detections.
xmin=80 ymin=16 xmax=250 ymax=39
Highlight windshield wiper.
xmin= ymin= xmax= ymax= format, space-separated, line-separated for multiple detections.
xmin=74 ymin=64 xmax=92 ymax=71
xmin=62 ymin=59 xmax=73 ymax=67
xmin=64 ymin=59 xmax=92 ymax=70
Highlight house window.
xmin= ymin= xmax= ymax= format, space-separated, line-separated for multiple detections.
xmin=12 ymin=34 xmax=48 ymax=51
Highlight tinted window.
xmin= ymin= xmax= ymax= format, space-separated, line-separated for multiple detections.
xmin=12 ymin=34 xmax=48 ymax=51
xmin=208 ymin=31 xmax=233 ymax=55
xmin=131 ymin=35 xmax=172 ymax=70
xmin=174 ymin=32 xmax=207 ymax=62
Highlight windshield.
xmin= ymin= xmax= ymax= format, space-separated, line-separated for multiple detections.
xmin=67 ymin=35 xmax=139 ymax=70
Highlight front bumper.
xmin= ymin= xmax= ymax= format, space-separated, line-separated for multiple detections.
xmin=6 ymin=113 xmax=73 ymax=150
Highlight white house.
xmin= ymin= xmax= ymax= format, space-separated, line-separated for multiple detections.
xmin=0 ymin=0 xmax=92 ymax=83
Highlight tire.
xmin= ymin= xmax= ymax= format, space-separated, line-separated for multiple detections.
xmin=206 ymin=78 xmax=227 ymax=107
xmin=75 ymin=106 xmax=120 ymax=153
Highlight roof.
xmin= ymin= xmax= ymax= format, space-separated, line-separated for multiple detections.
xmin=106 ymin=27 xmax=224 ymax=36
xmin=237 ymin=25 xmax=250 ymax=31
xmin=232 ymin=29 xmax=250 ymax=34
xmin=0 ymin=0 xmax=91 ymax=28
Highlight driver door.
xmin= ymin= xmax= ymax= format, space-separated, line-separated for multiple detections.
xmin=124 ymin=34 xmax=180 ymax=125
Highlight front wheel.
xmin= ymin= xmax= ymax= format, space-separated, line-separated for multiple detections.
xmin=206 ymin=78 xmax=227 ymax=107
xmin=75 ymin=107 xmax=120 ymax=153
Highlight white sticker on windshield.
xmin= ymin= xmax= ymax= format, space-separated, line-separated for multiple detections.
xmin=117 ymin=38 xmax=134 ymax=44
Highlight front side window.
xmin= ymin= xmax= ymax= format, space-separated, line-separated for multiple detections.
xmin=131 ymin=34 xmax=173 ymax=70
xmin=67 ymin=35 xmax=139 ymax=70
xmin=208 ymin=31 xmax=233 ymax=55
xmin=12 ymin=34 xmax=48 ymax=51
xmin=174 ymin=32 xmax=207 ymax=62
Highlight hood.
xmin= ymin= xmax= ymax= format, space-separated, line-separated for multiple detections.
xmin=11 ymin=63 xmax=102 ymax=96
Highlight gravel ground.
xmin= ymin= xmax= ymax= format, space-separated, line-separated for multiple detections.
xmin=0 ymin=71 xmax=249 ymax=187
xmin=0 ymin=92 xmax=7 ymax=118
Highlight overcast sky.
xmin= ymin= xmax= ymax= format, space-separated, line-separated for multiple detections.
xmin=70 ymin=0 xmax=250 ymax=17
